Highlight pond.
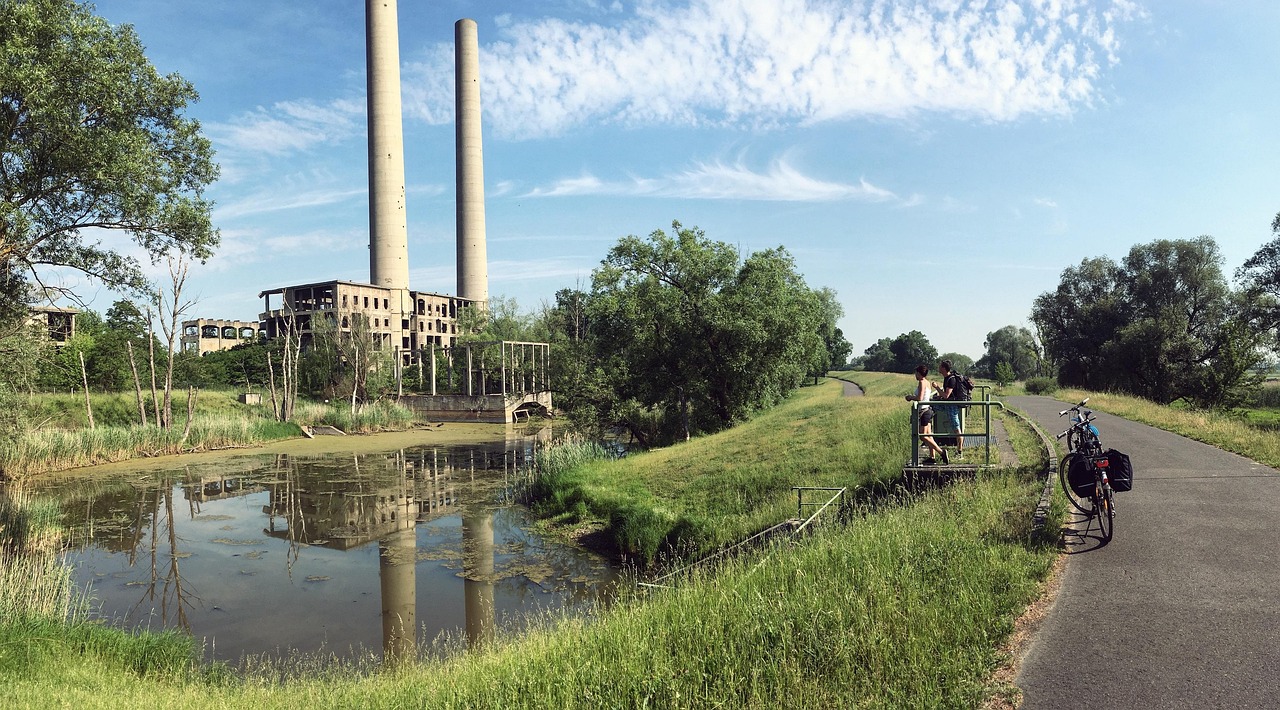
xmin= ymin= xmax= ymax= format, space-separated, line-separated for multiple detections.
xmin=10 ymin=428 xmax=619 ymax=664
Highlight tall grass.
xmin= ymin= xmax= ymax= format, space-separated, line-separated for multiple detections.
xmin=0 ymin=414 xmax=301 ymax=480
xmin=291 ymin=399 xmax=416 ymax=434
xmin=0 ymin=495 xmax=205 ymax=689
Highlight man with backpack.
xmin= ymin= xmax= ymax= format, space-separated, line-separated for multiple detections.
xmin=938 ymin=360 xmax=972 ymax=459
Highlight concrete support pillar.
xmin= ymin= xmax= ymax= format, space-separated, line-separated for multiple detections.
xmin=367 ymin=0 xmax=410 ymax=291
xmin=455 ymin=18 xmax=489 ymax=305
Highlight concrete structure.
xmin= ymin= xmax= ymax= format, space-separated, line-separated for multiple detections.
xmin=180 ymin=318 xmax=261 ymax=356
xmin=253 ymin=16 xmax=552 ymax=422
xmin=28 ymin=305 xmax=77 ymax=346
xmin=259 ymin=280 xmax=476 ymax=359
xmin=455 ymin=18 xmax=489 ymax=305
xmin=366 ymin=0 xmax=410 ymax=293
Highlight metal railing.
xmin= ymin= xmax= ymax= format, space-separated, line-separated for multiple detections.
xmin=638 ymin=486 xmax=846 ymax=590
xmin=908 ymin=397 xmax=1005 ymax=467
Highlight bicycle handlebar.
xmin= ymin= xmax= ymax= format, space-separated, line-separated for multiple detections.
xmin=1058 ymin=397 xmax=1090 ymax=417
xmin=1056 ymin=413 xmax=1097 ymax=440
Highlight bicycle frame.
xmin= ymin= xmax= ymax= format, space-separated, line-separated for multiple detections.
xmin=1057 ymin=399 xmax=1115 ymax=542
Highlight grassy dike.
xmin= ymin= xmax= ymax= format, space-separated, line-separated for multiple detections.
xmin=0 ymin=377 xmax=1061 ymax=709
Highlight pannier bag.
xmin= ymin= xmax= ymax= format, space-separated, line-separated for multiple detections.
xmin=1104 ymin=449 xmax=1133 ymax=492
xmin=1065 ymin=453 xmax=1094 ymax=498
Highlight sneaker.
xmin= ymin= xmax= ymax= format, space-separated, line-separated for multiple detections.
xmin=922 ymin=457 xmax=937 ymax=465
xmin=941 ymin=449 xmax=950 ymax=465
xmin=955 ymin=451 xmax=964 ymax=460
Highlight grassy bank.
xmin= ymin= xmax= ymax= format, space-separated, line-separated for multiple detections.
xmin=2 ymin=391 xmax=423 ymax=480
xmin=527 ymin=379 xmax=909 ymax=566
xmin=0 ymin=377 xmax=1061 ymax=708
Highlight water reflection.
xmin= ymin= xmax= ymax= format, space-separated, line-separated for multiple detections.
xmin=11 ymin=433 xmax=617 ymax=663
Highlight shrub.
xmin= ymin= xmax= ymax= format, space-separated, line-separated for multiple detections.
xmin=1024 ymin=377 xmax=1059 ymax=395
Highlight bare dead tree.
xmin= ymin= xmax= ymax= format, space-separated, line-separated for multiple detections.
xmin=267 ymin=350 xmax=279 ymax=420
xmin=180 ymin=385 xmax=197 ymax=444
xmin=78 ymin=351 xmax=95 ymax=430
xmin=126 ymin=341 xmax=147 ymax=426
xmin=156 ymin=256 xmax=196 ymax=430
xmin=146 ymin=301 xmax=161 ymax=427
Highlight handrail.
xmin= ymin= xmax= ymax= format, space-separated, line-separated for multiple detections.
xmin=908 ymin=398 xmax=1006 ymax=467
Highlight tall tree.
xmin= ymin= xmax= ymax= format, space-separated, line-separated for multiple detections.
xmin=1034 ymin=236 xmax=1263 ymax=407
xmin=974 ymin=326 xmax=1041 ymax=380
xmin=588 ymin=222 xmax=828 ymax=444
xmin=1 ymin=0 xmax=219 ymax=298
xmin=1235 ymin=210 xmax=1280 ymax=339
xmin=888 ymin=330 xmax=937 ymax=373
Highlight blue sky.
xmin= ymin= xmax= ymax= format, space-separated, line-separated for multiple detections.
xmin=73 ymin=0 xmax=1280 ymax=360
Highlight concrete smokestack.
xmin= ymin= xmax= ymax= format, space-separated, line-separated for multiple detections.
xmin=455 ymin=18 xmax=489 ymax=304
xmin=366 ymin=0 xmax=410 ymax=290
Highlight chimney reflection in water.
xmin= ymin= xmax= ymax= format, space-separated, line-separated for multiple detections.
xmin=462 ymin=509 xmax=495 ymax=649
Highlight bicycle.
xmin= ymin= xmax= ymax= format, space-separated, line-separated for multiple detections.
xmin=1056 ymin=398 xmax=1115 ymax=542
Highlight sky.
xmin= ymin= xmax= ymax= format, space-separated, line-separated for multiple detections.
xmin=65 ymin=0 xmax=1280 ymax=360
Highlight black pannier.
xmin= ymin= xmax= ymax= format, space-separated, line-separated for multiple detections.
xmin=1065 ymin=453 xmax=1094 ymax=498
xmin=1105 ymin=449 xmax=1133 ymax=492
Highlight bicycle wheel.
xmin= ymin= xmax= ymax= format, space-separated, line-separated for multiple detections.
xmin=1094 ymin=479 xmax=1114 ymax=543
xmin=1059 ymin=452 xmax=1090 ymax=514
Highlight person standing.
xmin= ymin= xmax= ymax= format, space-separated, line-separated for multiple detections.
xmin=906 ymin=364 xmax=948 ymax=465
xmin=938 ymin=359 xmax=965 ymax=459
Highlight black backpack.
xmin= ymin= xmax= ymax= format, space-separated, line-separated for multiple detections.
xmin=948 ymin=373 xmax=973 ymax=401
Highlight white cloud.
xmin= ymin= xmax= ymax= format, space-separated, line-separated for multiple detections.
xmin=523 ymin=158 xmax=900 ymax=202
xmin=207 ymin=98 xmax=365 ymax=157
xmin=215 ymin=184 xmax=366 ymax=220
xmin=403 ymin=0 xmax=1140 ymax=138
xmin=1034 ymin=197 xmax=1059 ymax=208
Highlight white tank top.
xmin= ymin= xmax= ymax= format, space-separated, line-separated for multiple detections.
xmin=919 ymin=381 xmax=932 ymax=410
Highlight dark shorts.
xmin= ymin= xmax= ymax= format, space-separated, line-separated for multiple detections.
xmin=920 ymin=407 xmax=935 ymax=426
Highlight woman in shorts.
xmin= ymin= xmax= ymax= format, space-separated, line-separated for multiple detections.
xmin=905 ymin=364 xmax=948 ymax=464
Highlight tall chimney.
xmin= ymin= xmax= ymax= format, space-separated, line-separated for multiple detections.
xmin=366 ymin=0 xmax=410 ymax=291
xmin=455 ymin=18 xmax=489 ymax=304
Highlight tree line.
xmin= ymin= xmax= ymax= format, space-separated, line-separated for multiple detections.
xmin=855 ymin=216 xmax=1280 ymax=410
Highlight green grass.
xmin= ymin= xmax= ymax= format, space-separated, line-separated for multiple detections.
xmin=0 ymin=377 xmax=1062 ymax=708
xmin=1048 ymin=387 xmax=1280 ymax=469
xmin=0 ymin=415 xmax=302 ymax=480
xmin=526 ymin=379 xmax=911 ymax=566
xmin=0 ymin=469 xmax=1057 ymax=709
xmin=3 ymin=392 xmax=424 ymax=480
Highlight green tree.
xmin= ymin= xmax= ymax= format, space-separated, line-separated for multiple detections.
xmin=812 ymin=287 xmax=852 ymax=375
xmin=588 ymin=222 xmax=827 ymax=444
xmin=1 ymin=0 xmax=219 ymax=297
xmin=1235 ymin=210 xmax=1280 ymax=338
xmin=974 ymin=326 xmax=1040 ymax=380
xmin=888 ymin=330 xmax=937 ymax=373
xmin=937 ymin=352 xmax=974 ymax=374
xmin=858 ymin=337 xmax=895 ymax=372
xmin=993 ymin=362 xmax=1016 ymax=387
xmin=1033 ymin=236 xmax=1264 ymax=407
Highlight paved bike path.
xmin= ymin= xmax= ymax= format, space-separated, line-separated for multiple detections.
xmin=1008 ymin=395 xmax=1280 ymax=709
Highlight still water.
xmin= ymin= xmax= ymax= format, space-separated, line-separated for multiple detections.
xmin=16 ymin=430 xmax=618 ymax=663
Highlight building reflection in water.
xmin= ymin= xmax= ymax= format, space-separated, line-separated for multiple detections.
xmin=18 ymin=426 xmax=613 ymax=664
xmin=258 ymin=442 xmax=532 ymax=661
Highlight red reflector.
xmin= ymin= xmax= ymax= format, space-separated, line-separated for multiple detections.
xmin=1094 ymin=458 xmax=1110 ymax=468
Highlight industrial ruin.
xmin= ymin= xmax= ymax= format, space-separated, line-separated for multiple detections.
xmin=247 ymin=11 xmax=550 ymax=423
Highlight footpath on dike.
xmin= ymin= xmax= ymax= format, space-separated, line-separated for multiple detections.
xmin=1008 ymin=395 xmax=1280 ymax=709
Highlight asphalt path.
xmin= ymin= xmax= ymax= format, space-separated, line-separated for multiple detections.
xmin=1008 ymin=395 xmax=1280 ymax=709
